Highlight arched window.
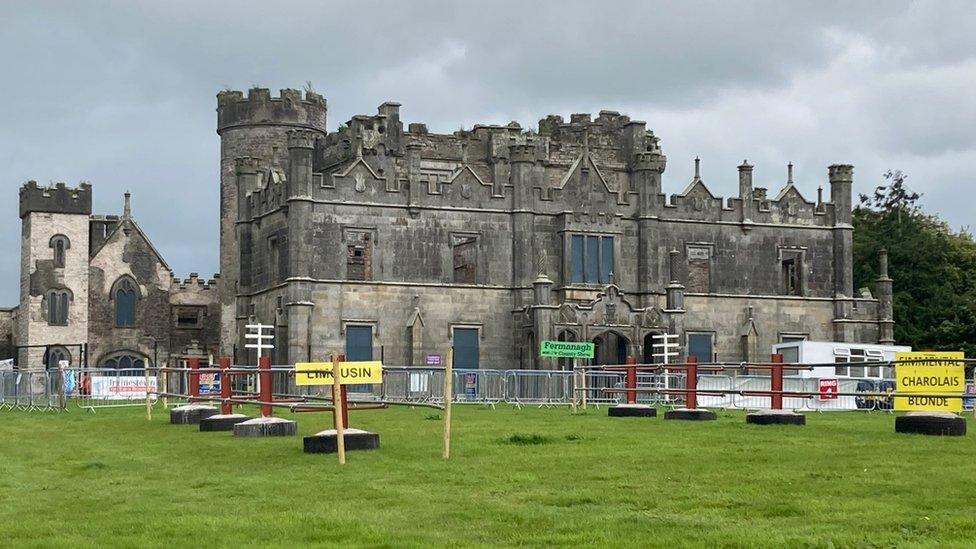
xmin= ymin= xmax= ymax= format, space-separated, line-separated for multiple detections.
xmin=100 ymin=352 xmax=148 ymax=374
xmin=47 ymin=289 xmax=71 ymax=325
xmin=49 ymin=235 xmax=70 ymax=268
xmin=113 ymin=277 xmax=137 ymax=327
xmin=45 ymin=346 xmax=72 ymax=370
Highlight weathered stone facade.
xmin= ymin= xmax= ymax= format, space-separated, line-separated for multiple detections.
xmin=220 ymin=88 xmax=894 ymax=368
xmin=5 ymin=182 xmax=220 ymax=369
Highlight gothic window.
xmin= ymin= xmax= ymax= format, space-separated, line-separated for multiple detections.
xmin=113 ymin=277 xmax=137 ymax=327
xmin=45 ymin=346 xmax=72 ymax=370
xmin=47 ymin=289 xmax=70 ymax=326
xmin=452 ymin=234 xmax=478 ymax=284
xmin=569 ymin=234 xmax=614 ymax=284
xmin=100 ymin=352 xmax=148 ymax=374
xmin=50 ymin=235 xmax=69 ymax=268
xmin=346 ymin=230 xmax=373 ymax=281
xmin=686 ymin=246 xmax=711 ymax=293
xmin=781 ymin=251 xmax=803 ymax=296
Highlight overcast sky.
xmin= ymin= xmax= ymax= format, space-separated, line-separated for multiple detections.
xmin=1 ymin=1 xmax=974 ymax=305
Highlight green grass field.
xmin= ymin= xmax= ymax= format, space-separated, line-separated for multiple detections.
xmin=1 ymin=405 xmax=974 ymax=548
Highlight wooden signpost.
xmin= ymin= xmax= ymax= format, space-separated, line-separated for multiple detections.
xmin=330 ymin=353 xmax=346 ymax=465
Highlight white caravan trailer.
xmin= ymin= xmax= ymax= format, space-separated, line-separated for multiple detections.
xmin=770 ymin=340 xmax=911 ymax=380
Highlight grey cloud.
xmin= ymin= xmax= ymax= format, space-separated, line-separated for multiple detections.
xmin=1 ymin=0 xmax=974 ymax=304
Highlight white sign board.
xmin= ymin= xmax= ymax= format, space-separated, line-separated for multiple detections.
xmin=91 ymin=376 xmax=158 ymax=400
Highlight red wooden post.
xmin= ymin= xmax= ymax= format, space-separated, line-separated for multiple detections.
xmin=625 ymin=356 xmax=638 ymax=404
xmin=188 ymin=357 xmax=200 ymax=402
xmin=219 ymin=356 xmax=232 ymax=415
xmin=686 ymin=355 xmax=698 ymax=409
xmin=259 ymin=355 xmax=272 ymax=417
xmin=770 ymin=353 xmax=784 ymax=410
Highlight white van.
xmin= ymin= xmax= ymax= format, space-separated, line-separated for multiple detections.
xmin=771 ymin=340 xmax=911 ymax=380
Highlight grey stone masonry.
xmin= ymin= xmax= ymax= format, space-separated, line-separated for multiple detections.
xmin=221 ymin=90 xmax=892 ymax=368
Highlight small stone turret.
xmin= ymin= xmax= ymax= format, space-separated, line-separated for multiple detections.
xmin=216 ymin=88 xmax=328 ymax=357
xmin=828 ymin=164 xmax=853 ymax=226
xmin=738 ymin=161 xmax=754 ymax=223
xmin=876 ymin=248 xmax=895 ymax=344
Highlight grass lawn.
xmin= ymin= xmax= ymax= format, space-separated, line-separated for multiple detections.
xmin=1 ymin=404 xmax=974 ymax=547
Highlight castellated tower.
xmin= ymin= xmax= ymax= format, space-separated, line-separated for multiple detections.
xmin=18 ymin=181 xmax=92 ymax=369
xmin=216 ymin=88 xmax=327 ymax=356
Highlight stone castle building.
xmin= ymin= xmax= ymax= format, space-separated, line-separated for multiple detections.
xmin=217 ymin=87 xmax=894 ymax=369
xmin=0 ymin=182 xmax=220 ymax=369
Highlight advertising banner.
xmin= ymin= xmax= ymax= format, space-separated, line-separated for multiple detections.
xmin=294 ymin=361 xmax=383 ymax=386
xmin=91 ymin=376 xmax=157 ymax=400
xmin=894 ymin=351 xmax=966 ymax=412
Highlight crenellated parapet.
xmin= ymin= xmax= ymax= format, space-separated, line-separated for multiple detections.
xmin=234 ymin=156 xmax=261 ymax=174
xmin=633 ymin=151 xmax=667 ymax=173
xmin=509 ymin=143 xmax=537 ymax=164
xmin=171 ymin=272 xmax=220 ymax=290
xmin=19 ymin=181 xmax=93 ymax=218
xmin=217 ymin=88 xmax=327 ymax=135
xmin=287 ymin=129 xmax=318 ymax=150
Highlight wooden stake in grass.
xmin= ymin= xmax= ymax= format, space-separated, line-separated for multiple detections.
xmin=581 ymin=364 xmax=588 ymax=411
xmin=570 ymin=360 xmax=577 ymax=414
xmin=442 ymin=347 xmax=454 ymax=460
xmin=145 ymin=365 xmax=152 ymax=421
xmin=161 ymin=367 xmax=168 ymax=409
xmin=331 ymin=353 xmax=346 ymax=465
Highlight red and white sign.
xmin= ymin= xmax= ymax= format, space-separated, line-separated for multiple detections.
xmin=818 ymin=378 xmax=839 ymax=400
xmin=91 ymin=376 xmax=157 ymax=400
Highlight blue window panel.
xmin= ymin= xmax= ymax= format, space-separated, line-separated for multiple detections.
xmin=116 ymin=289 xmax=135 ymax=326
xmin=688 ymin=333 xmax=713 ymax=364
xmin=345 ymin=325 xmax=373 ymax=392
xmin=570 ymin=235 xmax=584 ymax=283
xmin=345 ymin=326 xmax=373 ymax=361
xmin=600 ymin=236 xmax=614 ymax=283
xmin=453 ymin=328 xmax=480 ymax=369
xmin=585 ymin=235 xmax=600 ymax=282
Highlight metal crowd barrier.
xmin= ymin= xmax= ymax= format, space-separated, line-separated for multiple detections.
xmin=2 ymin=360 xmax=971 ymax=413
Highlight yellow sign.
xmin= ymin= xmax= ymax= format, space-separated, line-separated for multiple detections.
xmin=295 ymin=361 xmax=383 ymax=386
xmin=894 ymin=352 xmax=966 ymax=412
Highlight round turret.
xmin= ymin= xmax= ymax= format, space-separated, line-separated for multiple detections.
xmin=214 ymin=87 xmax=328 ymax=356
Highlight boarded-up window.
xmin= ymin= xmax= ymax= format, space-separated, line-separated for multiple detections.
xmin=174 ymin=306 xmax=203 ymax=329
xmin=452 ymin=234 xmax=477 ymax=284
xmin=781 ymin=251 xmax=803 ymax=296
xmin=346 ymin=231 xmax=372 ymax=281
xmin=687 ymin=246 xmax=710 ymax=293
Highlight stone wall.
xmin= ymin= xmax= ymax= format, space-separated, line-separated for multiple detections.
xmin=87 ymin=218 xmax=173 ymax=368
xmin=19 ymin=210 xmax=91 ymax=368
xmin=169 ymin=274 xmax=221 ymax=362
xmin=225 ymin=93 xmax=888 ymax=366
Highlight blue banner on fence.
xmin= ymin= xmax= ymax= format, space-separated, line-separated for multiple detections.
xmin=199 ymin=372 xmax=220 ymax=395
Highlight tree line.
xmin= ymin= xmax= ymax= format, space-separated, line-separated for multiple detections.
xmin=853 ymin=170 xmax=975 ymax=357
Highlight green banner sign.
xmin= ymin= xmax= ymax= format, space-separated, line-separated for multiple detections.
xmin=540 ymin=340 xmax=595 ymax=358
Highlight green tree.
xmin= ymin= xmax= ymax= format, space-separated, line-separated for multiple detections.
xmin=853 ymin=171 xmax=976 ymax=357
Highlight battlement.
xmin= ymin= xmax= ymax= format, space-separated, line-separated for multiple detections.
xmin=828 ymin=164 xmax=854 ymax=182
xmin=217 ymin=87 xmax=327 ymax=134
xmin=171 ymin=272 xmax=220 ymax=290
xmin=19 ymin=181 xmax=92 ymax=218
